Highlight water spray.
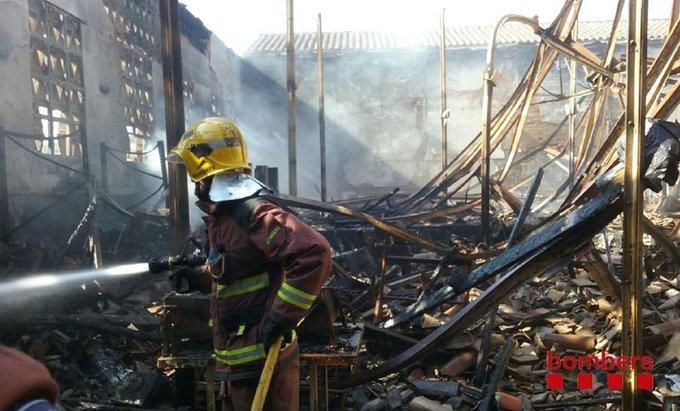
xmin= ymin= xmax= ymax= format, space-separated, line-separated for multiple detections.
xmin=0 ymin=253 xmax=208 ymax=302
xmin=0 ymin=263 xmax=151 ymax=299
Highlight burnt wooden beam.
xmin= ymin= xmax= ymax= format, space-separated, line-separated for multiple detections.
xmin=477 ymin=337 xmax=513 ymax=411
xmin=387 ymin=256 xmax=442 ymax=265
xmin=332 ymin=248 xmax=579 ymax=389
xmin=266 ymin=193 xmax=450 ymax=253
xmin=642 ymin=214 xmax=680 ymax=266
xmin=338 ymin=185 xmax=623 ymax=386
xmin=490 ymin=180 xmax=522 ymax=215
xmin=582 ymin=247 xmax=622 ymax=299
xmin=382 ymin=183 xmax=621 ymax=329
xmin=507 ymin=167 xmax=544 ymax=245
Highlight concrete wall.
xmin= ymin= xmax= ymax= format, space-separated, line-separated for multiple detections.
xmin=0 ymin=0 xmax=238 ymax=241
xmin=0 ymin=0 xmax=85 ymax=240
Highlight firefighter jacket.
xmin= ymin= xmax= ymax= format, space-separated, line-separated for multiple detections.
xmin=197 ymin=197 xmax=332 ymax=374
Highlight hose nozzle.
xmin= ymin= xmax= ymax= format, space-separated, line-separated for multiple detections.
xmin=148 ymin=254 xmax=207 ymax=274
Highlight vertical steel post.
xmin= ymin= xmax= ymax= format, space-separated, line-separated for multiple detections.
xmin=567 ymin=23 xmax=578 ymax=189
xmin=286 ymin=0 xmax=297 ymax=196
xmin=157 ymin=140 xmax=168 ymax=188
xmin=673 ymin=0 xmax=680 ymax=30
xmin=568 ymin=56 xmax=576 ymax=189
xmin=160 ymin=0 xmax=190 ymax=254
xmin=99 ymin=142 xmax=108 ymax=193
xmin=317 ymin=13 xmax=327 ymax=202
xmin=0 ymin=128 xmax=8 ymax=235
xmin=87 ymin=178 xmax=103 ymax=269
xmin=480 ymin=53 xmax=494 ymax=244
xmin=268 ymin=168 xmax=279 ymax=193
xmin=255 ymin=165 xmax=269 ymax=186
xmin=77 ymin=102 xmax=103 ymax=268
xmin=373 ymin=234 xmax=390 ymax=324
xmin=623 ymin=0 xmax=647 ymax=409
xmin=439 ymin=9 xmax=448 ymax=172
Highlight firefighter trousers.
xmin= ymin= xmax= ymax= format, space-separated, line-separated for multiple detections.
xmin=226 ymin=355 xmax=300 ymax=411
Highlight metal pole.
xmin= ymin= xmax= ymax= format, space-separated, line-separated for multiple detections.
xmin=99 ymin=142 xmax=108 ymax=193
xmin=77 ymin=102 xmax=103 ymax=268
xmin=480 ymin=14 xmax=539 ymax=244
xmin=480 ymin=64 xmax=492 ymax=245
xmin=317 ymin=13 xmax=327 ymax=202
xmin=439 ymin=9 xmax=448 ymax=172
xmin=623 ymin=0 xmax=647 ymax=409
xmin=673 ymin=0 xmax=680 ymax=31
xmin=568 ymin=57 xmax=576 ymax=189
xmin=160 ymin=0 xmax=190 ymax=254
xmin=157 ymin=140 xmax=168 ymax=188
xmin=604 ymin=0 xmax=626 ymax=69
xmin=0 ymin=128 xmax=8 ymax=235
xmin=473 ymin=167 xmax=543 ymax=387
xmin=286 ymin=0 xmax=297 ymax=196
xmin=507 ymin=167 xmax=544 ymax=246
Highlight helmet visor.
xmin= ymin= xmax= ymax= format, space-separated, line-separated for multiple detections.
xmin=208 ymin=173 xmax=265 ymax=202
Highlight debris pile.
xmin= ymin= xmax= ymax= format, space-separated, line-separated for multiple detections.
xmin=0 ymin=277 xmax=172 ymax=408
xmin=4 ymin=1 xmax=680 ymax=409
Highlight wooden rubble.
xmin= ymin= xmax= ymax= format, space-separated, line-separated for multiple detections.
xmin=264 ymin=1 xmax=680 ymax=409
xmin=5 ymin=0 xmax=680 ymax=409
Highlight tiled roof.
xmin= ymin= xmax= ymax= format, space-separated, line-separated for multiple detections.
xmin=247 ymin=19 xmax=669 ymax=55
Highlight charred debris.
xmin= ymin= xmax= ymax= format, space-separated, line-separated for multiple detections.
xmin=6 ymin=0 xmax=680 ymax=410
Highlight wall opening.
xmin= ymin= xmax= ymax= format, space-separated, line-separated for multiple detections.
xmin=102 ymin=0 xmax=157 ymax=163
xmin=29 ymin=0 xmax=84 ymax=157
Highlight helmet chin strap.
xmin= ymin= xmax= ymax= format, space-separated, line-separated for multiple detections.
xmin=194 ymin=176 xmax=214 ymax=202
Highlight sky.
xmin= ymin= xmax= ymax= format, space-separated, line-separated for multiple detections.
xmin=181 ymin=0 xmax=675 ymax=55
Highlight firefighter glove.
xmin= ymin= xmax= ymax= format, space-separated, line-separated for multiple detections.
xmin=261 ymin=311 xmax=294 ymax=351
xmin=169 ymin=267 xmax=204 ymax=293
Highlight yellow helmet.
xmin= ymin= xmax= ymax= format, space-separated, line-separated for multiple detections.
xmin=168 ymin=117 xmax=250 ymax=182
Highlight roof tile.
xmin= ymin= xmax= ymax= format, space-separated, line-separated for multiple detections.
xmin=246 ymin=19 xmax=669 ymax=55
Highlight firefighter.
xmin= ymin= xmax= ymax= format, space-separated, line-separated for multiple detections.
xmin=0 ymin=345 xmax=59 ymax=410
xmin=168 ymin=117 xmax=332 ymax=410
